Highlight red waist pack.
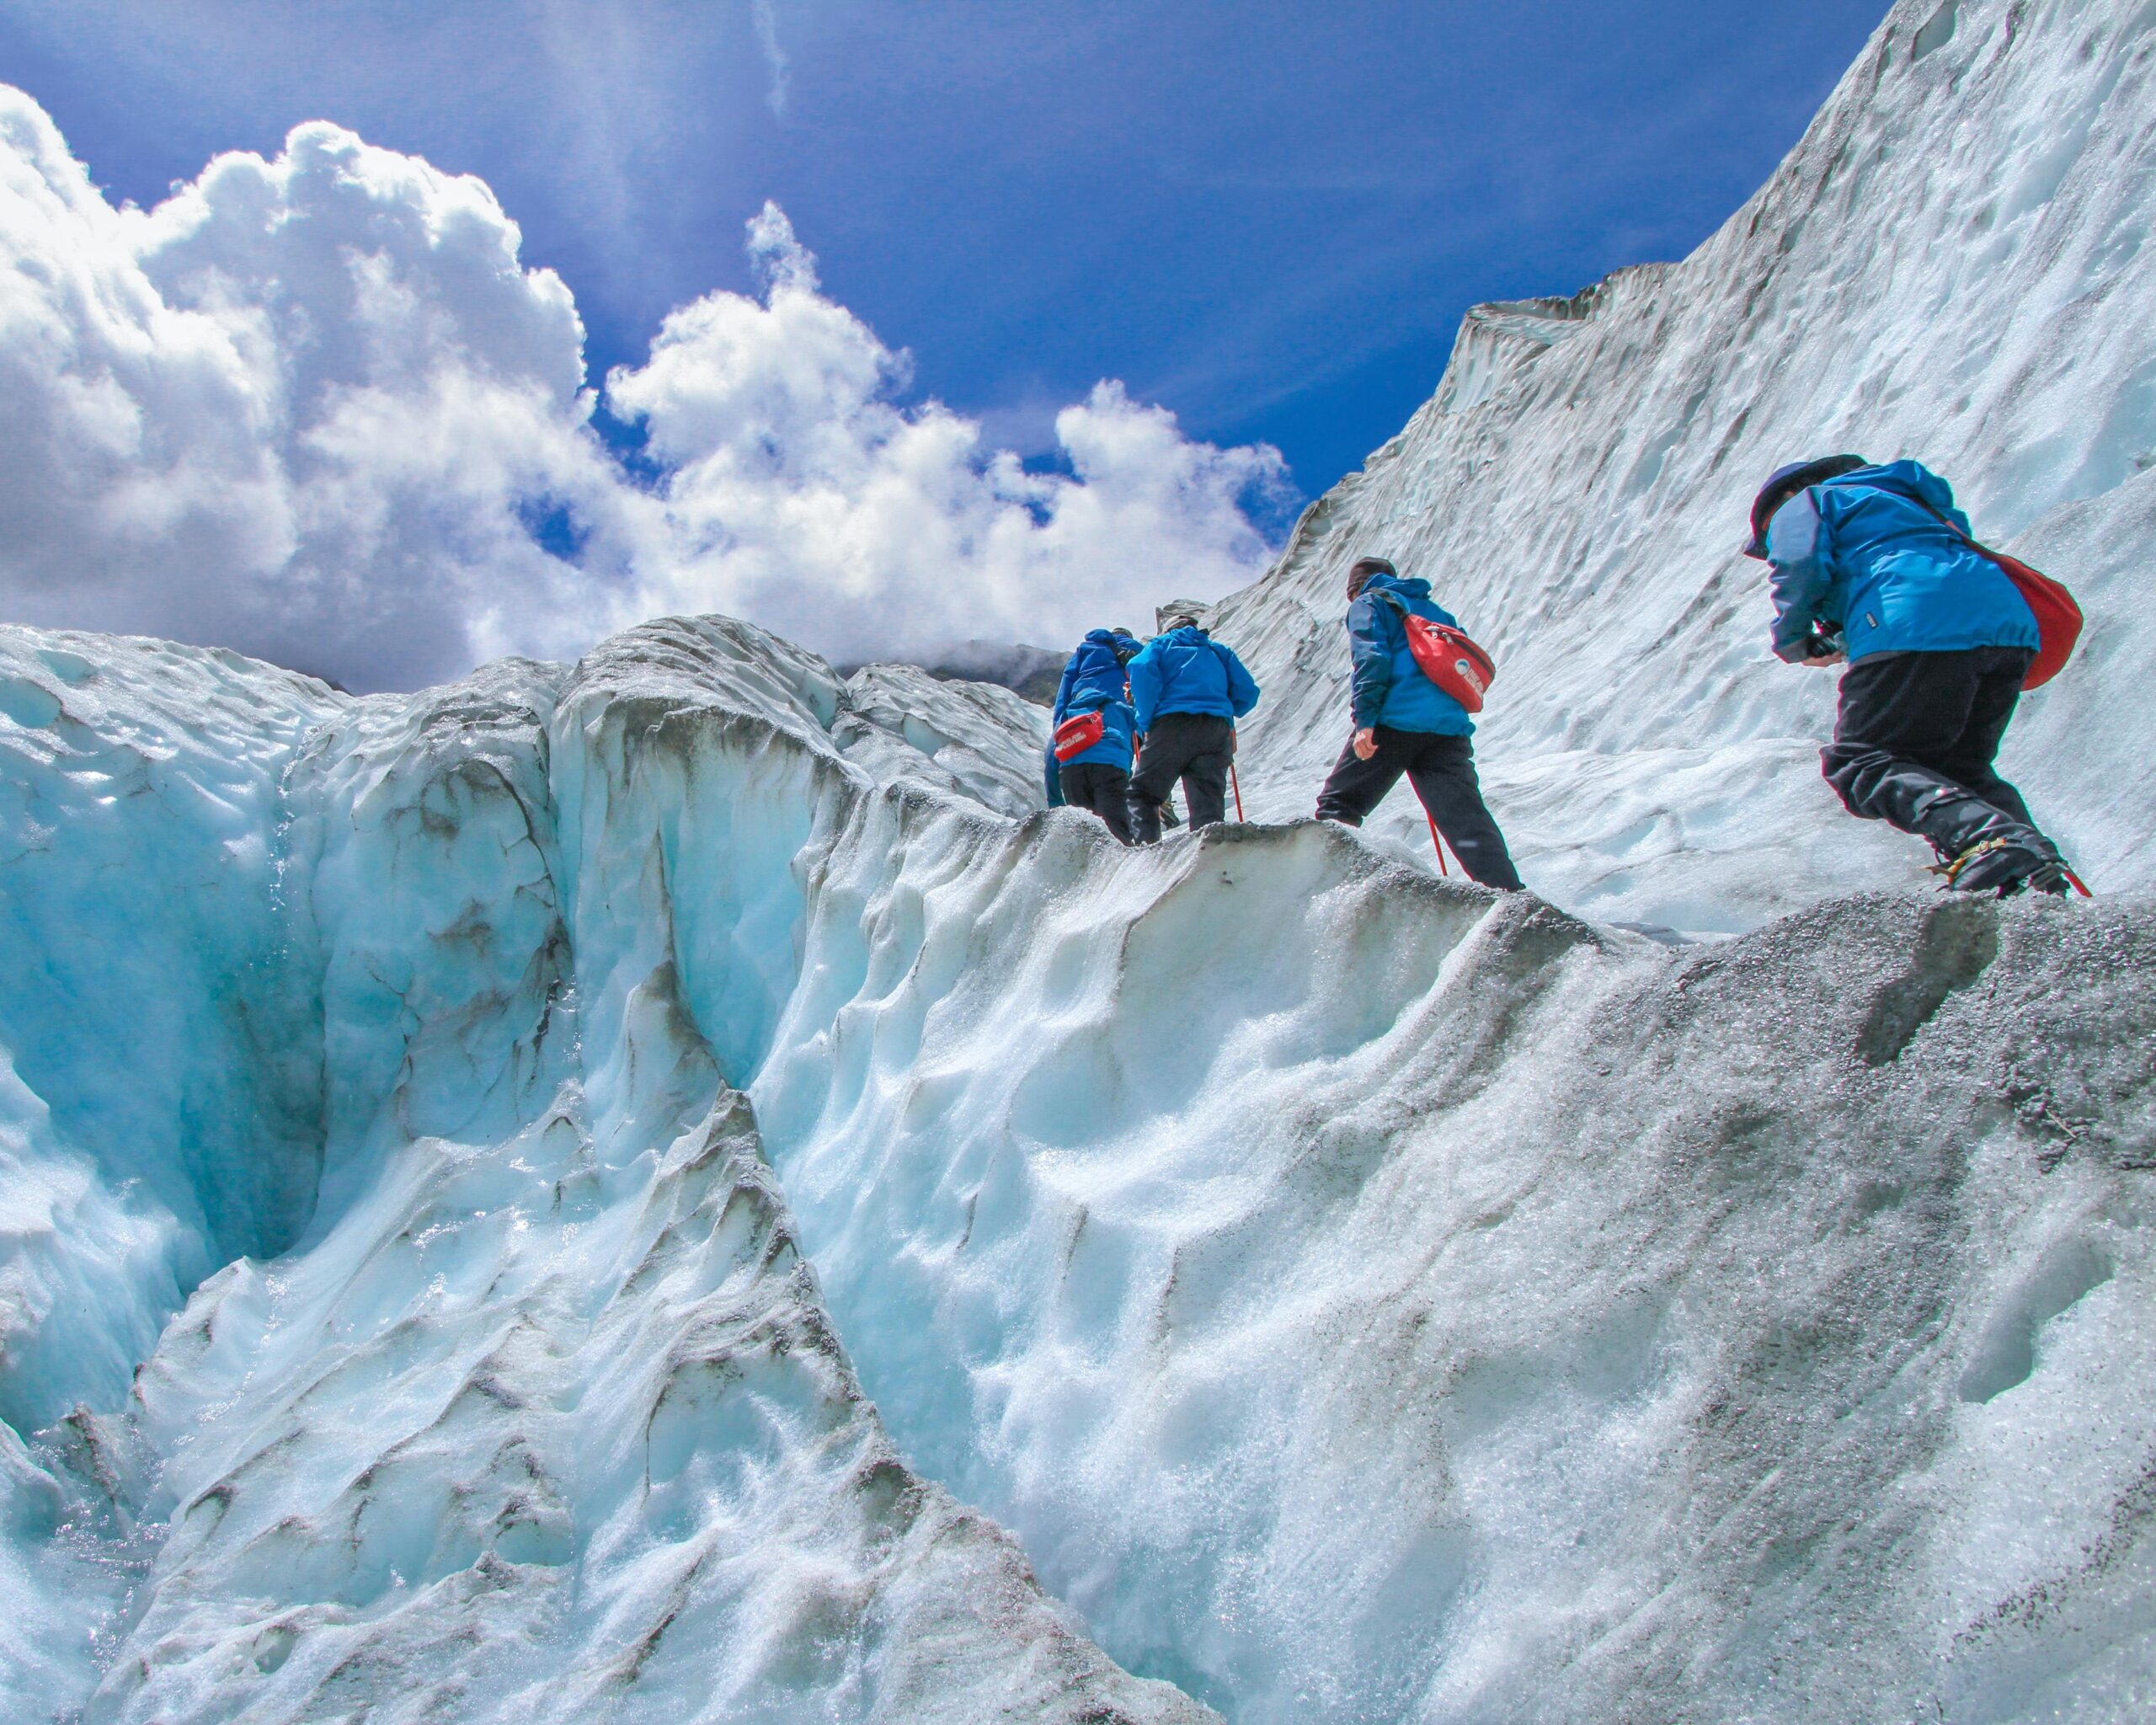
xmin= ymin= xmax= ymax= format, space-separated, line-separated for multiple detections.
xmin=1398 ymin=611 xmax=1497 ymax=713
xmin=1053 ymin=711 xmax=1107 ymax=761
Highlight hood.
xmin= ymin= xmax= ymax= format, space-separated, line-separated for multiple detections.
xmin=1819 ymin=459 xmax=1951 ymax=513
xmin=1362 ymin=570 xmax=1433 ymax=605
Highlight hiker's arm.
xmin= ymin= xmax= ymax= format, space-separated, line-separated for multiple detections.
xmin=1764 ymin=493 xmax=1835 ymax=663
xmin=1127 ymin=650 xmax=1161 ymax=733
xmin=1347 ymin=595 xmax=1393 ymax=728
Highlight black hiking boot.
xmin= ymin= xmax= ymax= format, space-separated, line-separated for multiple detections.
xmin=1934 ymin=833 xmax=2069 ymax=897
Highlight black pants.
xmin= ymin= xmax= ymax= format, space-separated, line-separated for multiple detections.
xmin=1132 ymin=712 xmax=1234 ymax=842
xmin=1315 ymin=726 xmax=1524 ymax=890
xmin=1822 ymin=648 xmax=2047 ymax=858
xmin=1059 ymin=761 xmax=1134 ymax=844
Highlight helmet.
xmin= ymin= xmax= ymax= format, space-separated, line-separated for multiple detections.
xmin=1745 ymin=455 xmax=1868 ymax=558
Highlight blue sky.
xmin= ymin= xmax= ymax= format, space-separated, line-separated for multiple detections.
xmin=2 ymin=0 xmax=1887 ymax=505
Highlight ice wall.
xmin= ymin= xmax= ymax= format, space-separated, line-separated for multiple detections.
xmin=2 ymin=620 xmax=1213 ymax=1724
xmin=3 ymin=614 xmax=2152 ymax=1722
xmin=0 ymin=628 xmax=338 ymax=1435
xmin=1216 ymin=0 xmax=2156 ymax=935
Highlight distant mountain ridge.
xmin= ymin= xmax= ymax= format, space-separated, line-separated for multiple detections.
xmin=841 ymin=638 xmax=1067 ymax=705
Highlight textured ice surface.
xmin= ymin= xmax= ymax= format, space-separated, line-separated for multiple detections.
xmin=1219 ymin=0 xmax=2156 ymax=935
xmin=7 ymin=1 xmax=2156 ymax=1721
xmin=0 ymin=622 xmax=1203 ymax=1723
xmin=753 ymin=803 xmax=2156 ymax=1720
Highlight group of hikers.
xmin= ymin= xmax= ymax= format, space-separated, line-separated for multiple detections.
xmin=1043 ymin=455 xmax=2079 ymax=902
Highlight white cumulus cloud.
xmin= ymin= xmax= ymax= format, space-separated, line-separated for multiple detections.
xmin=0 ymin=91 xmax=1289 ymax=689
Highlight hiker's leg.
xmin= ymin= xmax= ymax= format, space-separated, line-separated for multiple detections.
xmin=1130 ymin=719 xmax=1196 ymax=845
xmin=1822 ymin=650 xmax=2034 ymax=856
xmin=1088 ymin=766 xmax=1135 ymax=844
xmin=1179 ymin=718 xmax=1233 ymax=829
xmin=1405 ymin=734 xmax=1524 ymax=889
xmin=1934 ymin=647 xmax=2041 ymax=830
xmin=1314 ymin=732 xmax=1406 ymax=825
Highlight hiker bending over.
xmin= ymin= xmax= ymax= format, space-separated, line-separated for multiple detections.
xmin=1050 ymin=628 xmax=1142 ymax=843
xmin=1315 ymin=557 xmax=1524 ymax=890
xmin=1747 ymin=456 xmax=2072 ymax=896
xmin=1127 ymin=614 xmax=1260 ymax=843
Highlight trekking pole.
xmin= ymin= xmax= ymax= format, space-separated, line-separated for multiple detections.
xmin=1230 ymin=763 xmax=1245 ymax=821
xmin=1426 ymin=809 xmax=1450 ymax=876
xmin=2064 ymin=866 xmax=2094 ymax=898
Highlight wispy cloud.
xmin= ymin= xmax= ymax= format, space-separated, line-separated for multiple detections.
xmin=752 ymin=0 xmax=790 ymax=119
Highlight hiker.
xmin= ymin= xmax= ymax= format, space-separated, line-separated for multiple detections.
xmin=1314 ymin=557 xmax=1524 ymax=890
xmin=1746 ymin=455 xmax=2071 ymax=895
xmin=1050 ymin=628 xmax=1143 ymax=843
xmin=1127 ymin=613 xmax=1261 ymax=842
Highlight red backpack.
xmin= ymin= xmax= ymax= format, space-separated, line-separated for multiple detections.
xmin=1378 ymin=592 xmax=1497 ymax=713
xmin=1914 ymin=499 xmax=2083 ymax=689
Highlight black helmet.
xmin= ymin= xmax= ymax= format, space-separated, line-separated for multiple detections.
xmin=1745 ymin=456 xmax=1867 ymax=558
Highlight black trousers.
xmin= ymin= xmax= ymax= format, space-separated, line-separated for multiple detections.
xmin=1315 ymin=726 xmax=1524 ymax=890
xmin=1059 ymin=761 xmax=1134 ymax=844
xmin=1822 ymin=648 xmax=2047 ymax=858
xmin=1131 ymin=712 xmax=1233 ymax=842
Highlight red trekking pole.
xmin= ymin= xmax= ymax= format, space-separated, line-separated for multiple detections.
xmin=1230 ymin=764 xmax=1245 ymax=821
xmin=1426 ymin=810 xmax=1450 ymax=876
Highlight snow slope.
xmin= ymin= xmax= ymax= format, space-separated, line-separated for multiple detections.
xmin=1219 ymin=0 xmax=2156 ymax=936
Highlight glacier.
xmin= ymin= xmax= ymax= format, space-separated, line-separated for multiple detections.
xmin=4 ymin=0 xmax=2156 ymax=1721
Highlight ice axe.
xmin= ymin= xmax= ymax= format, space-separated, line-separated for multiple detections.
xmin=1230 ymin=763 xmax=1245 ymax=821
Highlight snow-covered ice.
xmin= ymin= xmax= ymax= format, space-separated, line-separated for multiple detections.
xmin=4 ymin=0 xmax=2156 ymax=1721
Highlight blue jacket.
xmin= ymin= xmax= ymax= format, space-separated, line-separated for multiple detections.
xmin=1347 ymin=571 xmax=1475 ymax=737
xmin=1127 ymin=627 xmax=1260 ymax=732
xmin=1765 ymin=461 xmax=2038 ymax=665
xmin=1043 ymin=740 xmax=1065 ymax=806
xmin=1050 ymin=629 xmax=1137 ymax=770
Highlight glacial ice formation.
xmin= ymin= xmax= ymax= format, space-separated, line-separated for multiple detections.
xmin=4 ymin=1 xmax=2156 ymax=1722
xmin=0 ymin=618 xmax=1196 ymax=1724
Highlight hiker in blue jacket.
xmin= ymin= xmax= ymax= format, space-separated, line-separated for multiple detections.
xmin=1747 ymin=455 xmax=2070 ymax=896
xmin=1314 ymin=557 xmax=1524 ymax=889
xmin=1127 ymin=614 xmax=1260 ymax=843
xmin=1050 ymin=628 xmax=1142 ymax=842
